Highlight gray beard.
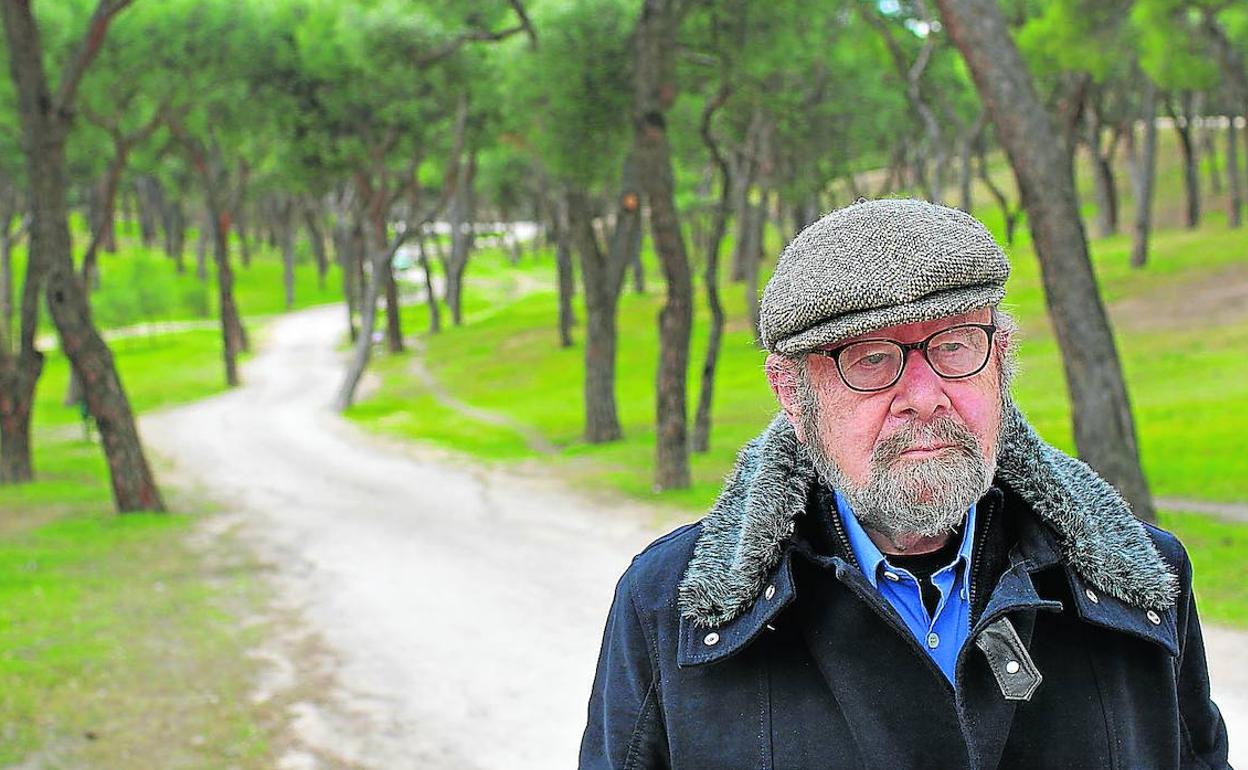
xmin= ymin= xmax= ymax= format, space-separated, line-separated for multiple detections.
xmin=798 ymin=386 xmax=1003 ymax=544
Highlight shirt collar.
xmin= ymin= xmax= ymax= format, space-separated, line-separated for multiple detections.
xmin=833 ymin=488 xmax=977 ymax=588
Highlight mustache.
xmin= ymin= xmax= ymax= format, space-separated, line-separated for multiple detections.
xmin=873 ymin=417 xmax=981 ymax=465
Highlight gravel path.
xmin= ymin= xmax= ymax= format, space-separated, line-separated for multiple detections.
xmin=141 ymin=305 xmax=1246 ymax=769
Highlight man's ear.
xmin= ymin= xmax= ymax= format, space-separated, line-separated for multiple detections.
xmin=765 ymin=353 xmax=808 ymax=443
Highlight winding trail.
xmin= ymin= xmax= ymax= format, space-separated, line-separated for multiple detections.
xmin=142 ymin=305 xmax=658 ymax=769
xmin=142 ymin=305 xmax=1246 ymax=769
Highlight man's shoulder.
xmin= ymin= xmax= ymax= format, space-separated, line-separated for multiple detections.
xmin=618 ymin=521 xmax=703 ymax=614
xmin=1140 ymin=519 xmax=1193 ymax=583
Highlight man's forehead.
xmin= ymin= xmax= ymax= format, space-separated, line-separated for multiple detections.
xmin=837 ymin=308 xmax=992 ymax=345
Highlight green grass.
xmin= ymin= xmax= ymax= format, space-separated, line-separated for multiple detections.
xmin=29 ymin=329 xmax=239 ymax=431
xmin=1159 ymin=510 xmax=1248 ymax=627
xmin=11 ymin=215 xmax=343 ymax=334
xmin=0 ymin=327 xmax=277 ymax=767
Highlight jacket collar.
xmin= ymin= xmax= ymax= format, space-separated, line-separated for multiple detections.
xmin=676 ymin=405 xmax=1178 ymax=635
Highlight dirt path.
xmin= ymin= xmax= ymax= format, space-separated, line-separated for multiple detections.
xmin=142 ymin=305 xmax=659 ymax=769
xmin=142 ymin=305 xmax=1246 ymax=768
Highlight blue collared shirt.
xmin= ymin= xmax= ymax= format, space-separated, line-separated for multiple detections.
xmin=834 ymin=490 xmax=975 ymax=684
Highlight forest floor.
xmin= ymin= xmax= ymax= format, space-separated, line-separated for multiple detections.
xmin=141 ymin=304 xmax=1246 ymax=770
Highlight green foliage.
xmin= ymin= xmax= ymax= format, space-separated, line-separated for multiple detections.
xmin=1017 ymin=0 xmax=1132 ymax=82
xmin=501 ymin=0 xmax=634 ymax=190
xmin=89 ymin=250 xmax=205 ymax=327
xmin=1131 ymin=0 xmax=1219 ymax=89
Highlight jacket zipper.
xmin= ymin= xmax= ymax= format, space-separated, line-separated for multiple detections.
xmin=826 ymin=500 xmax=958 ymax=700
xmin=967 ymin=495 xmax=996 ymax=633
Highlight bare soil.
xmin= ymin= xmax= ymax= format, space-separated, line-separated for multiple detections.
xmin=141 ymin=306 xmax=658 ymax=769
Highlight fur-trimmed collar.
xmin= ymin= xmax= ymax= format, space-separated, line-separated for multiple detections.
xmin=676 ymin=406 xmax=1178 ymax=628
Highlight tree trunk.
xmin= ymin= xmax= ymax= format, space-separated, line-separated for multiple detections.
xmin=567 ymin=170 xmax=636 ymax=444
xmin=0 ymin=229 xmax=11 ymax=347
xmin=195 ymin=217 xmax=209 ymax=281
xmin=0 ymin=195 xmax=19 ymax=348
xmin=135 ymin=175 xmax=160 ymax=248
xmin=1166 ymin=92 xmax=1201 ymax=229
xmin=636 ymin=0 xmax=692 ymax=491
xmin=335 ymin=227 xmax=393 ymax=412
xmin=1199 ymin=112 xmax=1222 ymax=195
xmin=0 ymin=348 xmax=40 ymax=482
xmin=1228 ymin=113 xmax=1243 ymax=228
xmin=0 ymin=198 xmax=42 ymax=484
xmin=333 ymin=216 xmax=360 ymax=342
xmin=743 ymin=195 xmax=766 ymax=344
xmin=210 ymin=206 xmax=244 ymax=386
xmin=553 ymin=194 xmax=576 ymax=348
xmin=693 ymin=87 xmax=732 ymax=454
xmin=416 ymin=231 xmax=441 ymax=334
xmin=278 ymin=197 xmax=296 ymax=311
xmin=976 ymin=140 xmax=1020 ymax=245
xmin=1130 ymin=82 xmax=1159 ymax=268
xmin=443 ymin=148 xmax=478 ymax=328
xmin=235 ymin=202 xmax=252 ymax=268
xmin=959 ymin=131 xmax=976 ymax=213
xmin=729 ymin=111 xmax=763 ymax=282
xmin=1086 ymin=98 xmax=1119 ymax=238
xmin=630 ymin=244 xmax=645 ymax=294
xmin=162 ymin=192 xmax=186 ymax=272
xmin=302 ymin=199 xmax=329 ymax=290
xmin=935 ymin=0 xmax=1156 ymax=523
xmin=382 ymin=258 xmax=402 ymax=351
xmin=2 ymin=0 xmax=163 ymax=511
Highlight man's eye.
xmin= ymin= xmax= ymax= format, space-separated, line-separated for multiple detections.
xmin=937 ymin=342 xmax=966 ymax=353
xmin=855 ymin=353 xmax=891 ymax=367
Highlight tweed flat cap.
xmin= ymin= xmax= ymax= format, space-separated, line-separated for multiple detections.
xmin=759 ymin=198 xmax=1011 ymax=355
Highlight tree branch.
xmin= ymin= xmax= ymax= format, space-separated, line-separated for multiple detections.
xmin=54 ymin=0 xmax=135 ymax=114
xmin=410 ymin=2 xmax=537 ymax=67
xmin=506 ymin=0 xmax=538 ymax=50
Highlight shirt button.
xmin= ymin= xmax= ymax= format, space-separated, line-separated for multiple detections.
xmin=764 ymin=585 xmax=776 ymax=600
xmin=1005 ymin=660 xmax=1021 ymax=674
xmin=703 ymin=632 xmax=720 ymax=646
xmin=1085 ymin=588 xmax=1099 ymax=604
xmin=926 ymin=632 xmax=940 ymax=649
xmin=883 ymin=571 xmax=900 ymax=582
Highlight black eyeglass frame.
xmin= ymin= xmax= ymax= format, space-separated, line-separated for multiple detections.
xmin=809 ymin=323 xmax=998 ymax=393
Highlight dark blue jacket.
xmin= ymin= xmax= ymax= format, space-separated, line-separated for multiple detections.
xmin=579 ymin=413 xmax=1231 ymax=769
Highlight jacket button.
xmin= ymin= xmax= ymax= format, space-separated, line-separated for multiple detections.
xmin=1005 ymin=660 xmax=1021 ymax=674
xmin=1146 ymin=610 xmax=1161 ymax=625
xmin=764 ymin=585 xmax=776 ymax=600
xmin=703 ymin=632 xmax=720 ymax=646
xmin=1084 ymin=588 xmax=1099 ymax=604
xmin=926 ymin=632 xmax=940 ymax=649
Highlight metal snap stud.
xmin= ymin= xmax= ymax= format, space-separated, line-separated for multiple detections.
xmin=883 ymin=571 xmax=900 ymax=582
xmin=1084 ymin=588 xmax=1099 ymax=604
xmin=703 ymin=632 xmax=720 ymax=646
xmin=1146 ymin=610 xmax=1161 ymax=625
xmin=764 ymin=585 xmax=776 ymax=600
xmin=1005 ymin=660 xmax=1021 ymax=674
xmin=926 ymin=632 xmax=940 ymax=649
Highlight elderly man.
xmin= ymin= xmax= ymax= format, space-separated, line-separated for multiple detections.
xmin=579 ymin=199 xmax=1229 ymax=769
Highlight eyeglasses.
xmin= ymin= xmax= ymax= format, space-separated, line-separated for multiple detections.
xmin=810 ymin=323 xmax=997 ymax=393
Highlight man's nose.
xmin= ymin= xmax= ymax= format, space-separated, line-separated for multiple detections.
xmin=889 ymin=348 xmax=952 ymax=421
